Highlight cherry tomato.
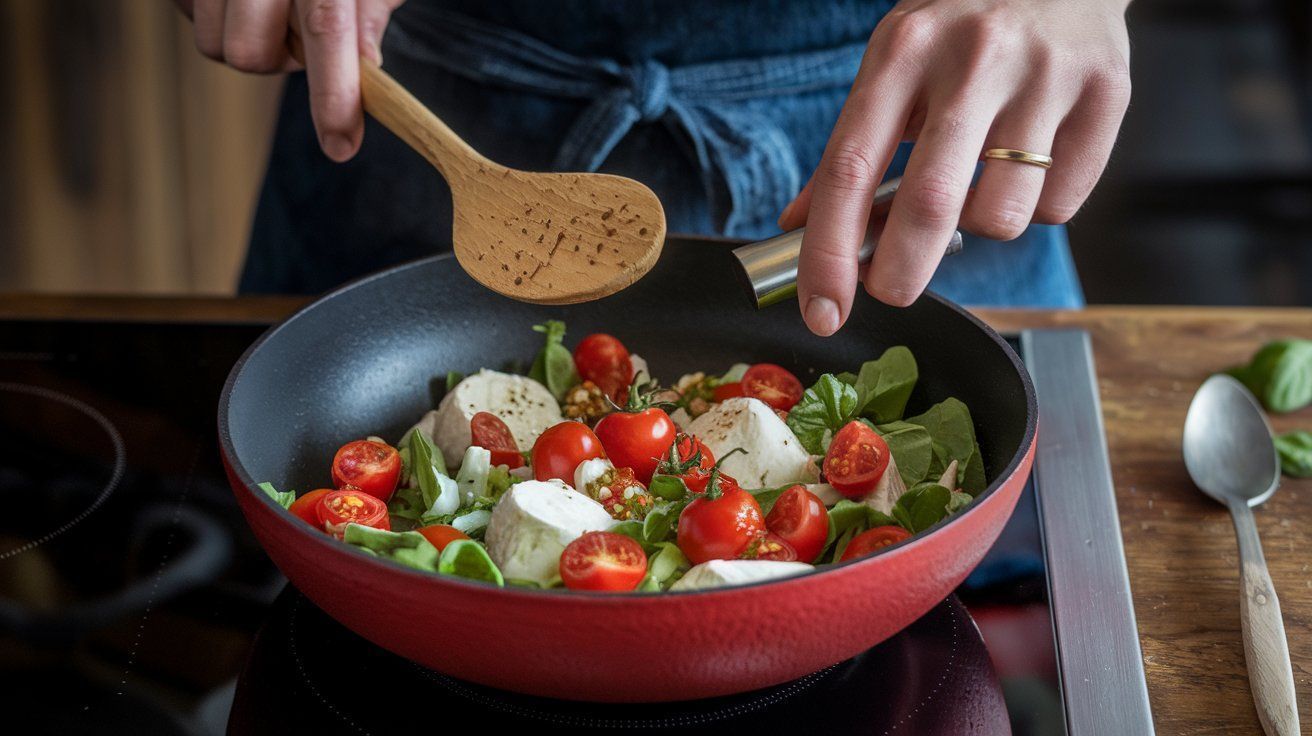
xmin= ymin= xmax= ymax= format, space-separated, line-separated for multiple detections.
xmin=764 ymin=485 xmax=829 ymax=563
xmin=470 ymin=411 xmax=524 ymax=469
xmin=574 ymin=333 xmax=633 ymax=402
xmin=840 ymin=525 xmax=912 ymax=561
xmin=741 ymin=363 xmax=804 ymax=412
xmin=331 ymin=439 xmax=402 ymax=500
xmin=417 ymin=524 xmax=470 ymax=551
xmin=531 ymin=421 xmax=606 ymax=482
xmin=594 ymin=408 xmax=676 ymax=484
xmin=677 ymin=473 xmax=765 ymax=564
xmin=559 ymin=531 xmax=648 ymax=592
xmin=824 ymin=421 xmax=891 ymax=499
xmin=316 ymin=489 xmax=391 ymax=538
xmin=288 ymin=489 xmax=333 ymax=528
xmin=741 ymin=531 xmax=798 ymax=561
xmin=712 ymin=382 xmax=745 ymax=402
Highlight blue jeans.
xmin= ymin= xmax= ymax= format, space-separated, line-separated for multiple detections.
xmin=242 ymin=0 xmax=1083 ymax=308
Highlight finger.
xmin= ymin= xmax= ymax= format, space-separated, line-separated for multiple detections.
xmin=296 ymin=0 xmax=363 ymax=161
xmin=777 ymin=175 xmax=814 ymax=231
xmin=358 ymin=0 xmax=404 ymax=65
xmin=864 ymin=100 xmax=996 ymax=307
xmin=193 ymin=0 xmax=226 ymax=60
xmin=959 ymin=108 xmax=1061 ymax=242
xmin=795 ymin=52 xmax=922 ymax=335
xmin=1035 ymin=61 xmax=1132 ymax=224
xmin=223 ymin=0 xmax=292 ymax=73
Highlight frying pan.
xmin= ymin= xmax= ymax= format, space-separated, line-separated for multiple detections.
xmin=219 ymin=236 xmax=1036 ymax=702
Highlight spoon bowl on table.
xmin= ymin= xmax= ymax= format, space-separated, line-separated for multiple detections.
xmin=1183 ymin=374 xmax=1299 ymax=736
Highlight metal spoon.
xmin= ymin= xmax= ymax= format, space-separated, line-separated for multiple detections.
xmin=1183 ymin=374 xmax=1299 ymax=735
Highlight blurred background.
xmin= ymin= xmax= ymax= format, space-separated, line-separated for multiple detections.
xmin=0 ymin=0 xmax=1308 ymax=303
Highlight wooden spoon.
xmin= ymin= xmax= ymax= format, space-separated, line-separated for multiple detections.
xmin=358 ymin=59 xmax=666 ymax=304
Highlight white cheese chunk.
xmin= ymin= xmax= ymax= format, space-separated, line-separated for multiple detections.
xmin=686 ymin=397 xmax=819 ymax=488
xmin=483 ymin=481 xmax=614 ymax=586
xmin=863 ymin=454 xmax=906 ymax=515
xmin=669 ymin=407 xmax=693 ymax=431
xmin=630 ymin=353 xmax=651 ymax=384
xmin=670 ymin=560 xmax=812 ymax=591
xmin=806 ymin=483 xmax=845 ymax=506
xmin=430 ymin=369 xmax=562 ymax=469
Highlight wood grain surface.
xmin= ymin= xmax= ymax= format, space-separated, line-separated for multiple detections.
xmin=1 ymin=296 xmax=1308 ymax=733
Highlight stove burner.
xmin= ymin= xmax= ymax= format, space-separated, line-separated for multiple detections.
xmin=231 ymin=588 xmax=1008 ymax=734
xmin=0 ymin=383 xmax=125 ymax=560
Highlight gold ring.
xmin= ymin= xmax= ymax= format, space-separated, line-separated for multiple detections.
xmin=983 ymin=148 xmax=1053 ymax=169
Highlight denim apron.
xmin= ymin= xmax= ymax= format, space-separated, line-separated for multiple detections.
xmin=241 ymin=0 xmax=1083 ymax=307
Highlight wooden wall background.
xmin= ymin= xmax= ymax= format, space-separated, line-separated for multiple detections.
xmin=0 ymin=0 xmax=283 ymax=294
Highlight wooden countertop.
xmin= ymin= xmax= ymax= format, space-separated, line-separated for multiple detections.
xmin=3 ymin=295 xmax=1309 ymax=734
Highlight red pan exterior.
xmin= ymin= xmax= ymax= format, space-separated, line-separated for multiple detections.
xmin=224 ymin=440 xmax=1032 ymax=702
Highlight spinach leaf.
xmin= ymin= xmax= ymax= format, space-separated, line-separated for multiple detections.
xmin=609 ymin=520 xmax=645 ymax=543
xmin=258 ymin=482 xmax=295 ymax=510
xmin=786 ymin=374 xmax=860 ymax=454
xmin=852 ymin=346 xmax=918 ymax=423
xmin=343 ymin=524 xmax=440 ymax=572
xmin=438 ymin=539 xmax=504 ymax=585
xmin=903 ymin=398 xmax=986 ymax=493
xmin=1276 ymin=431 xmax=1312 ymax=477
xmin=1227 ymin=339 xmax=1312 ymax=413
xmin=405 ymin=428 xmax=459 ymax=515
xmin=873 ymin=420 xmax=933 ymax=487
xmin=528 ymin=320 xmax=580 ymax=402
xmin=947 ymin=490 xmax=974 ymax=513
xmin=388 ymin=484 xmax=427 ymax=521
xmin=822 ymin=500 xmax=899 ymax=563
xmin=894 ymin=484 xmax=953 ymax=533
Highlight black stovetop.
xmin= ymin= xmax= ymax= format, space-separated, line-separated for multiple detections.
xmin=0 ymin=318 xmax=1063 ymax=736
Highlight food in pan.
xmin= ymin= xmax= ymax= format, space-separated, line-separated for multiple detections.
xmin=259 ymin=322 xmax=985 ymax=593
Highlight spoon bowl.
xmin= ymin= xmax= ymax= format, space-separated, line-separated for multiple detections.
xmin=1183 ymin=374 xmax=1281 ymax=506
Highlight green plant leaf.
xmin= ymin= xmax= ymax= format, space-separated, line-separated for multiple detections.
xmin=852 ymin=346 xmax=918 ymax=423
xmin=874 ymin=420 xmax=933 ymax=486
xmin=900 ymin=484 xmax=952 ymax=533
xmin=445 ymin=370 xmax=464 ymax=393
xmin=903 ymin=398 xmax=986 ymax=493
xmin=438 ymin=539 xmax=504 ymax=585
xmin=343 ymin=524 xmax=441 ymax=572
xmin=257 ymin=482 xmax=295 ymax=509
xmin=748 ymin=484 xmax=792 ymax=516
xmin=528 ymin=320 xmax=580 ymax=402
xmin=648 ymin=475 xmax=689 ymax=502
xmin=786 ymin=374 xmax=860 ymax=455
xmin=821 ymin=500 xmax=899 ymax=563
xmin=1227 ymin=340 xmax=1312 ymax=413
xmin=1276 ymin=431 xmax=1312 ymax=477
xmin=642 ymin=499 xmax=688 ymax=544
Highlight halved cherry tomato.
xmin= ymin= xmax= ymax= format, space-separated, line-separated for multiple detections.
xmin=559 ymin=531 xmax=648 ymax=592
xmin=653 ymin=434 xmax=719 ymax=493
xmin=316 ymin=489 xmax=391 ymax=538
xmin=417 ymin=524 xmax=470 ymax=552
xmin=289 ymin=488 xmax=333 ymax=528
xmin=741 ymin=531 xmax=798 ymax=561
xmin=765 ymin=485 xmax=829 ymax=562
xmin=824 ymin=421 xmax=891 ymax=499
xmin=331 ymin=439 xmax=402 ymax=500
xmin=840 ymin=525 xmax=912 ymax=561
xmin=470 ymin=411 xmax=524 ymax=469
xmin=574 ymin=333 xmax=633 ymax=403
xmin=712 ymin=382 xmax=745 ymax=402
xmin=594 ymin=407 xmax=676 ymax=484
xmin=741 ymin=364 xmax=804 ymax=412
xmin=677 ymin=472 xmax=765 ymax=564
xmin=531 ymin=421 xmax=606 ymax=482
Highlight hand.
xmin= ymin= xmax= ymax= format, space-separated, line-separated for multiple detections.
xmin=175 ymin=0 xmax=406 ymax=161
xmin=780 ymin=0 xmax=1131 ymax=335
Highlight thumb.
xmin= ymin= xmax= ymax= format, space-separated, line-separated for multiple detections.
xmin=358 ymin=0 xmax=403 ymax=64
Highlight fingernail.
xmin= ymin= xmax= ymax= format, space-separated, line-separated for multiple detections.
xmin=777 ymin=198 xmax=797 ymax=229
xmin=804 ymin=296 xmax=840 ymax=336
xmin=322 ymin=133 xmax=353 ymax=162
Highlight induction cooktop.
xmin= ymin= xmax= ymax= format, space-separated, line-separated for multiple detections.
xmin=0 ymin=312 xmax=1152 ymax=735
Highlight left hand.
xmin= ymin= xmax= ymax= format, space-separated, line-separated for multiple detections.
xmin=781 ymin=0 xmax=1132 ymax=335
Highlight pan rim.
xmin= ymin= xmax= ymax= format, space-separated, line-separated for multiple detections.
xmin=218 ymin=250 xmax=1038 ymax=602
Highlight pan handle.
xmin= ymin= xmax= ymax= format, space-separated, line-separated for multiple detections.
xmin=732 ymin=177 xmax=964 ymax=309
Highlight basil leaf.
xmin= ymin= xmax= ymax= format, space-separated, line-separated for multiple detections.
xmin=636 ymin=575 xmax=661 ymax=592
xmin=903 ymin=398 xmax=986 ymax=493
xmin=903 ymin=484 xmax=952 ymax=533
xmin=609 ymin=519 xmax=645 ymax=542
xmin=438 ymin=539 xmax=504 ymax=586
xmin=748 ymin=484 xmax=791 ymax=516
xmin=852 ymin=346 xmax=918 ymax=423
xmin=786 ymin=374 xmax=860 ymax=455
xmin=874 ymin=420 xmax=933 ymax=487
xmin=258 ymin=482 xmax=295 ymax=510
xmin=387 ymin=484 xmax=427 ymax=521
xmin=445 ymin=370 xmax=464 ymax=393
xmin=648 ymin=475 xmax=689 ymax=502
xmin=528 ymin=320 xmax=581 ymax=402
xmin=642 ymin=499 xmax=687 ymax=544
xmin=343 ymin=524 xmax=440 ymax=572
xmin=646 ymin=542 xmax=690 ymax=588
xmin=719 ymin=363 xmax=751 ymax=383
xmin=1227 ymin=339 xmax=1312 ymax=413
xmin=1276 ymin=431 xmax=1312 ymax=477
xmin=406 ymin=428 xmax=459 ymax=514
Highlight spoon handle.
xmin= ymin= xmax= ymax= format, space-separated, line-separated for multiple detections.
xmin=358 ymin=58 xmax=488 ymax=180
xmin=1229 ymin=501 xmax=1300 ymax=736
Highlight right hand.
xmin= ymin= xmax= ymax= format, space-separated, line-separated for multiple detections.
xmin=175 ymin=0 xmax=407 ymax=161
